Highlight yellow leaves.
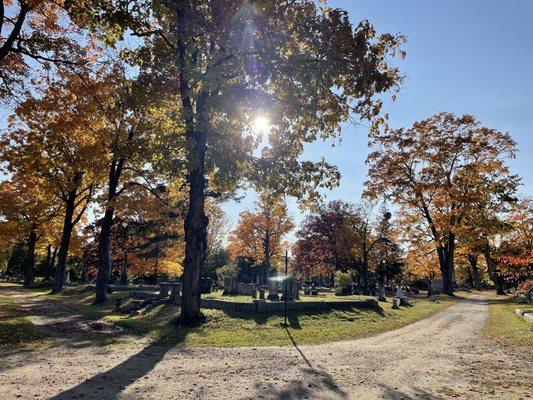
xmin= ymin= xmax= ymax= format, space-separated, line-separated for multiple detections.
xmin=229 ymin=197 xmax=293 ymax=269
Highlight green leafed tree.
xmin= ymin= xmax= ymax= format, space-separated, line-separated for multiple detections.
xmin=154 ymin=1 xmax=404 ymax=321
xmin=86 ymin=0 xmax=404 ymax=321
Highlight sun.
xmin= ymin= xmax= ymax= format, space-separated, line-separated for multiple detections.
xmin=253 ymin=116 xmax=271 ymax=133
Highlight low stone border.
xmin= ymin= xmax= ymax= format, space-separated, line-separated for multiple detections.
xmin=129 ymin=290 xmax=159 ymax=300
xmin=515 ymin=309 xmax=533 ymax=323
xmin=86 ymin=284 xmax=159 ymax=292
xmin=129 ymin=290 xmax=378 ymax=313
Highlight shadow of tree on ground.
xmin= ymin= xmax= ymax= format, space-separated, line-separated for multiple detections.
xmin=50 ymin=340 xmax=180 ymax=400
xmin=250 ymin=327 xmax=348 ymax=399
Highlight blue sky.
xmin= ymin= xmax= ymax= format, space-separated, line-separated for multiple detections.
xmin=221 ymin=0 xmax=533 ymax=230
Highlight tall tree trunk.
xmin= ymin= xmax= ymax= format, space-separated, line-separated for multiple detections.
xmin=48 ymin=246 xmax=58 ymax=280
xmin=23 ymin=229 xmax=37 ymax=286
xmin=483 ymin=243 xmax=504 ymax=295
xmin=95 ymin=159 xmax=123 ymax=304
xmin=43 ymin=244 xmax=51 ymax=280
xmin=176 ymin=1 xmax=209 ymax=323
xmin=80 ymin=259 xmax=88 ymax=283
xmin=51 ymin=193 xmax=76 ymax=293
xmin=120 ymin=252 xmax=128 ymax=285
xmin=263 ymin=230 xmax=270 ymax=285
xmin=360 ymin=241 xmax=370 ymax=294
xmin=94 ymin=208 xmax=115 ymax=303
xmin=180 ymin=130 xmax=208 ymax=322
xmin=468 ymin=253 xmax=482 ymax=290
xmin=436 ymin=232 xmax=455 ymax=295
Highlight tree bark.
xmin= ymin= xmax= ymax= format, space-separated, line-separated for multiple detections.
xmin=120 ymin=252 xmax=128 ymax=285
xmin=263 ymin=229 xmax=271 ymax=285
xmin=95 ymin=159 xmax=124 ymax=304
xmin=176 ymin=1 xmax=209 ymax=323
xmin=94 ymin=207 xmax=115 ymax=303
xmin=361 ymin=253 xmax=370 ymax=294
xmin=436 ymin=232 xmax=455 ymax=295
xmin=23 ymin=229 xmax=37 ymax=286
xmin=51 ymin=193 xmax=76 ymax=293
xmin=180 ymin=129 xmax=208 ymax=322
xmin=48 ymin=246 xmax=57 ymax=280
xmin=483 ymin=243 xmax=504 ymax=295
xmin=468 ymin=253 xmax=482 ymax=290
xmin=43 ymin=244 xmax=52 ymax=280
xmin=0 ymin=3 xmax=29 ymax=63
xmin=80 ymin=259 xmax=88 ymax=283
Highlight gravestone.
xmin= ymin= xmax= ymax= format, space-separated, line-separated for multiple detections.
xmin=394 ymin=288 xmax=409 ymax=306
xmin=293 ymin=282 xmax=300 ymax=300
xmin=238 ymin=282 xmax=254 ymax=296
xmin=281 ymin=278 xmax=294 ymax=301
xmin=267 ymin=281 xmax=279 ymax=301
xmin=223 ymin=277 xmax=238 ymax=295
xmin=392 ymin=298 xmax=399 ymax=309
xmin=377 ymin=285 xmax=386 ymax=302
xmin=159 ymin=282 xmax=171 ymax=298
xmin=169 ymin=283 xmax=181 ymax=303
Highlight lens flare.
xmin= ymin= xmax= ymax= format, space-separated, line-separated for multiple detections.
xmin=253 ymin=116 xmax=271 ymax=132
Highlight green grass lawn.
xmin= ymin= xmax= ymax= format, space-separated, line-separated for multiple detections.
xmin=106 ymin=294 xmax=456 ymax=347
xmin=123 ymin=297 xmax=455 ymax=347
xmin=481 ymin=296 xmax=533 ymax=349
xmin=6 ymin=284 xmax=457 ymax=347
xmin=0 ymin=294 xmax=42 ymax=346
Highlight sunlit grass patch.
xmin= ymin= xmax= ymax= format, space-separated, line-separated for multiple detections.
xmin=105 ymin=295 xmax=456 ymax=347
xmin=0 ymin=295 xmax=41 ymax=346
xmin=15 ymin=284 xmax=457 ymax=347
xmin=482 ymin=296 xmax=533 ymax=349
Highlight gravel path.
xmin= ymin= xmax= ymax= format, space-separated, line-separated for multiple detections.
xmin=0 ymin=285 xmax=531 ymax=400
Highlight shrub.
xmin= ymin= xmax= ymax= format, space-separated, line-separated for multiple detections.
xmin=334 ymin=271 xmax=352 ymax=289
xmin=216 ymin=263 xmax=238 ymax=283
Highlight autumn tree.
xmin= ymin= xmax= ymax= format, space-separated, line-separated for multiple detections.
xmin=204 ymin=202 xmax=229 ymax=280
xmin=495 ymin=198 xmax=533 ymax=292
xmin=229 ymin=196 xmax=293 ymax=284
xmin=366 ymin=113 xmax=518 ymax=295
xmin=88 ymin=180 xmax=188 ymax=284
xmin=2 ymin=67 xmax=110 ymax=292
xmin=372 ymin=208 xmax=403 ymax=287
xmin=88 ymin=59 xmax=185 ymax=303
xmin=348 ymin=203 xmax=399 ymax=293
xmin=404 ymin=242 xmax=440 ymax=283
xmin=292 ymin=201 xmax=358 ymax=281
xmin=115 ymin=0 xmax=404 ymax=322
xmin=0 ymin=172 xmax=60 ymax=284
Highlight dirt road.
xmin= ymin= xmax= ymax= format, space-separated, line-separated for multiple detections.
xmin=0 ymin=285 xmax=531 ymax=399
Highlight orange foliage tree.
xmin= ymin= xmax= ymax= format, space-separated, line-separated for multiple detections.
xmin=229 ymin=196 xmax=293 ymax=284
xmin=0 ymin=172 xmax=60 ymax=284
xmin=496 ymin=198 xmax=533 ymax=293
xmin=2 ymin=66 xmax=109 ymax=292
xmin=366 ymin=113 xmax=518 ymax=295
